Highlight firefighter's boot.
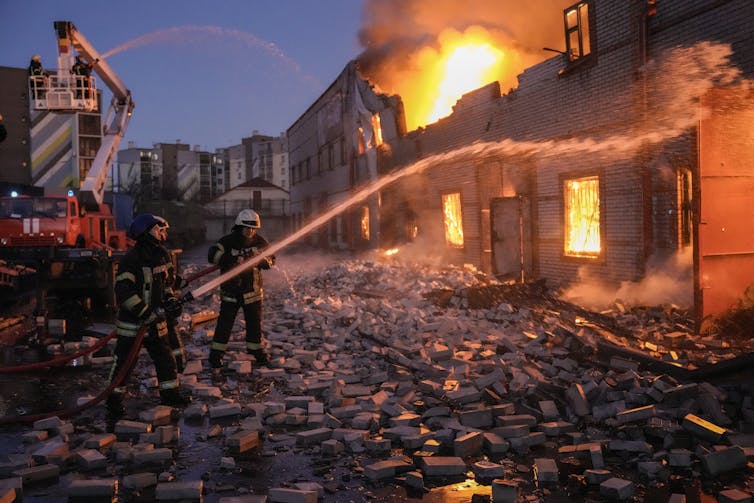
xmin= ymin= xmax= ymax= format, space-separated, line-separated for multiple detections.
xmin=248 ymin=348 xmax=269 ymax=366
xmin=160 ymin=389 xmax=192 ymax=408
xmin=208 ymin=349 xmax=224 ymax=370
xmin=105 ymin=393 xmax=124 ymax=432
xmin=174 ymin=353 xmax=185 ymax=374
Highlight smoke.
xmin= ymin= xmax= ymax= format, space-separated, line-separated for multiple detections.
xmin=560 ymin=248 xmax=694 ymax=310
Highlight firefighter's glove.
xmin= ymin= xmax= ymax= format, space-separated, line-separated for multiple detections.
xmin=174 ymin=274 xmax=189 ymax=290
xmin=142 ymin=309 xmax=166 ymax=327
xmin=257 ymin=256 xmax=275 ymax=270
xmin=164 ymin=296 xmax=183 ymax=319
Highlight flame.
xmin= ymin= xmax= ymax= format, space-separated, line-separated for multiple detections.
xmin=358 ymin=1 xmax=578 ymax=131
xmin=442 ymin=192 xmax=464 ymax=247
xmin=381 ymin=27 xmax=508 ymax=130
xmin=428 ymin=42 xmax=503 ymax=123
xmin=384 ymin=247 xmax=399 ymax=256
xmin=564 ymin=177 xmax=600 ymax=257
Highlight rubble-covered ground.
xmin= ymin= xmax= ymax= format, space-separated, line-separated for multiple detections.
xmin=0 ymin=245 xmax=752 ymax=503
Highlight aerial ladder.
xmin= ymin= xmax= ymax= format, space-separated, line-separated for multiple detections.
xmin=30 ymin=21 xmax=134 ymax=209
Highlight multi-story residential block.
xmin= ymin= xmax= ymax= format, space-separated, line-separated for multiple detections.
xmin=240 ymin=133 xmax=289 ymax=191
xmin=214 ymin=148 xmax=229 ymax=195
xmin=227 ymin=143 xmax=247 ymax=190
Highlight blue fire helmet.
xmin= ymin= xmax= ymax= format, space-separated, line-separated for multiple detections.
xmin=129 ymin=213 xmax=167 ymax=239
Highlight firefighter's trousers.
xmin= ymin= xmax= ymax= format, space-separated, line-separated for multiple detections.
xmin=210 ymin=297 xmax=263 ymax=364
xmin=166 ymin=317 xmax=186 ymax=373
xmin=108 ymin=322 xmax=179 ymax=397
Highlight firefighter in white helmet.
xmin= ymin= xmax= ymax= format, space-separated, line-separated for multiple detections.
xmin=207 ymin=209 xmax=275 ymax=373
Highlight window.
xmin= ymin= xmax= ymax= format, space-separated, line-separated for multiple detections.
xmin=441 ymin=192 xmax=464 ymax=248
xmin=360 ymin=206 xmax=370 ymax=241
xmin=564 ymin=1 xmax=591 ymax=61
xmin=357 ymin=127 xmax=365 ymax=155
xmin=78 ymin=137 xmax=100 ymax=158
xmin=372 ymin=113 xmax=383 ymax=147
xmin=564 ymin=175 xmax=600 ymax=258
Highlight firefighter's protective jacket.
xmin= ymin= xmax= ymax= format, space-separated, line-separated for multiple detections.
xmin=208 ymin=229 xmax=272 ymax=303
xmin=115 ymin=240 xmax=177 ymax=335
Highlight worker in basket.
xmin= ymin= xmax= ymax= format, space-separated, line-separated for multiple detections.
xmin=207 ymin=209 xmax=275 ymax=375
xmin=106 ymin=213 xmax=189 ymax=429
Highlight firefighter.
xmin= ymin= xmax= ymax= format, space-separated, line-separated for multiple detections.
xmin=28 ymin=54 xmax=45 ymax=99
xmin=207 ymin=209 xmax=275 ymax=373
xmin=106 ymin=213 xmax=189 ymax=429
xmin=152 ymin=215 xmax=188 ymax=373
xmin=71 ymin=56 xmax=93 ymax=99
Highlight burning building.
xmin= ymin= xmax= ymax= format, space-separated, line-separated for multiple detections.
xmin=287 ymin=61 xmax=405 ymax=251
xmin=370 ymin=0 xmax=753 ymax=330
xmin=284 ymin=0 xmax=753 ymax=329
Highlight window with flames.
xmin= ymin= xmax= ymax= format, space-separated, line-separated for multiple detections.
xmin=442 ymin=192 xmax=464 ymax=248
xmin=360 ymin=205 xmax=370 ymax=241
xmin=564 ymin=176 xmax=600 ymax=258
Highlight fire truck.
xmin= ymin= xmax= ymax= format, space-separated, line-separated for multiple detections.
xmin=0 ymin=21 xmax=134 ymax=328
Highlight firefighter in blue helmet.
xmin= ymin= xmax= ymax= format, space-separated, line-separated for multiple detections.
xmin=106 ymin=213 xmax=189 ymax=429
xmin=207 ymin=209 xmax=275 ymax=373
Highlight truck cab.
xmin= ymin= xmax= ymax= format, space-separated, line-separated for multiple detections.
xmin=0 ymin=191 xmax=127 ymax=258
xmin=0 ymin=193 xmax=80 ymax=253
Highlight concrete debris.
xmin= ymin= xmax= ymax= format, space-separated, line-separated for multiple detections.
xmin=0 ymin=256 xmax=753 ymax=502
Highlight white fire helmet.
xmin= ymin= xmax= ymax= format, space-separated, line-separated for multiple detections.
xmin=235 ymin=209 xmax=261 ymax=229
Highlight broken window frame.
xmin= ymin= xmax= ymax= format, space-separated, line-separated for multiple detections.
xmin=372 ymin=113 xmax=383 ymax=147
xmin=360 ymin=205 xmax=370 ymax=241
xmin=562 ymin=172 xmax=603 ymax=260
xmin=678 ymin=167 xmax=693 ymax=248
xmin=357 ymin=127 xmax=365 ymax=156
xmin=563 ymin=0 xmax=593 ymax=63
xmin=441 ymin=191 xmax=465 ymax=249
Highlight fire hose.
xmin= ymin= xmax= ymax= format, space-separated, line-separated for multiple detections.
xmin=0 ymin=258 xmax=261 ymax=423
xmin=0 ymin=264 xmax=220 ymax=375
xmin=0 ymin=330 xmax=117 ymax=374
xmin=0 ymin=326 xmax=147 ymax=425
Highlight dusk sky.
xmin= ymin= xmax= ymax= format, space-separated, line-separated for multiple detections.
xmin=0 ymin=0 xmax=365 ymax=150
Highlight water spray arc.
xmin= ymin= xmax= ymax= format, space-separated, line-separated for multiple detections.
xmin=100 ymin=25 xmax=320 ymax=87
